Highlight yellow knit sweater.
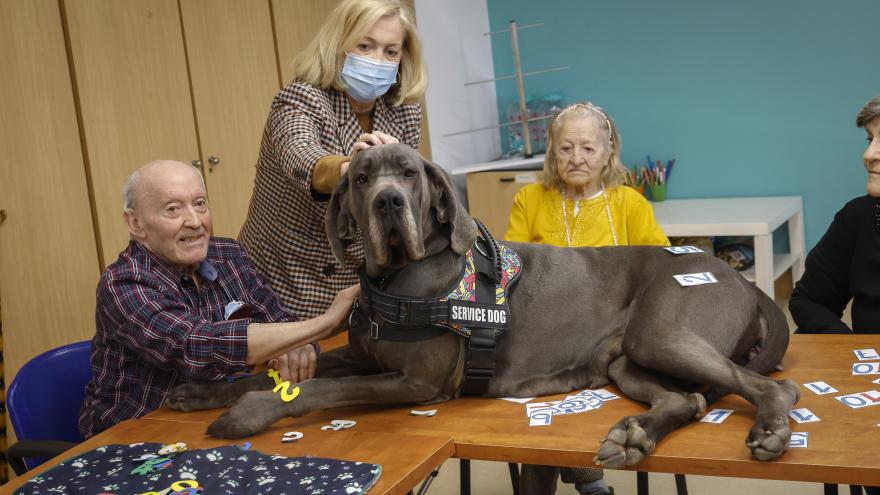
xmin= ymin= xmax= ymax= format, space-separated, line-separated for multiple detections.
xmin=504 ymin=184 xmax=670 ymax=247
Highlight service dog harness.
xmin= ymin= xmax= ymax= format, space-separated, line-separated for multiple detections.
xmin=352 ymin=221 xmax=522 ymax=395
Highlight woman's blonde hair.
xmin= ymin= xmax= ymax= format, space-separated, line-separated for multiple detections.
xmin=290 ymin=0 xmax=427 ymax=106
xmin=542 ymin=102 xmax=628 ymax=190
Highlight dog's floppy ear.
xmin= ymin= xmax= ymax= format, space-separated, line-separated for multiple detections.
xmin=423 ymin=159 xmax=478 ymax=255
xmin=325 ymin=172 xmax=356 ymax=265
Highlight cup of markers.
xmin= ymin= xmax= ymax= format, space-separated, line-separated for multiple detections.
xmin=641 ymin=155 xmax=675 ymax=203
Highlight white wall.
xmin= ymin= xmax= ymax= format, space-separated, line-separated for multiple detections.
xmin=414 ymin=0 xmax=501 ymax=171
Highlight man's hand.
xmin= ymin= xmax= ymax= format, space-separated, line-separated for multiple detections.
xmin=324 ymin=284 xmax=361 ymax=337
xmin=269 ymin=344 xmax=316 ymax=383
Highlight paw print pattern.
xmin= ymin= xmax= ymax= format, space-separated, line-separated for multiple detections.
xmin=253 ymin=464 xmax=268 ymax=472
xmin=102 ymin=484 xmax=120 ymax=491
xmin=108 ymin=457 xmax=123 ymax=463
xmin=223 ymin=479 xmax=240 ymax=488
xmin=46 ymin=486 xmax=67 ymax=493
xmin=318 ymin=464 xmax=330 ymax=471
xmin=298 ymin=476 xmax=316 ymax=485
xmin=336 ymin=472 xmax=354 ymax=481
xmin=285 ymin=461 xmax=302 ymax=469
xmin=258 ymin=475 xmax=277 ymax=486
xmin=206 ymin=450 xmax=224 ymax=461
xmin=178 ymin=466 xmax=198 ymax=480
xmin=70 ymin=458 xmax=87 ymax=468
xmin=345 ymin=482 xmax=364 ymax=494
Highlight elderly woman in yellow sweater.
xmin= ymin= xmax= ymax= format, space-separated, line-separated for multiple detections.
xmin=505 ymin=102 xmax=668 ymax=249
xmin=505 ymin=101 xmax=669 ymax=495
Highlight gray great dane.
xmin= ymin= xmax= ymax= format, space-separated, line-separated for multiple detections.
xmin=167 ymin=144 xmax=799 ymax=469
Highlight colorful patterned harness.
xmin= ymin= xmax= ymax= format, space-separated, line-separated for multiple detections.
xmin=435 ymin=241 xmax=522 ymax=338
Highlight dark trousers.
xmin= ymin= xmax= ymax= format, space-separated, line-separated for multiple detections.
xmin=519 ymin=464 xmax=604 ymax=494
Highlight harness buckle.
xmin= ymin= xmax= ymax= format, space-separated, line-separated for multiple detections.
xmin=370 ymin=320 xmax=379 ymax=340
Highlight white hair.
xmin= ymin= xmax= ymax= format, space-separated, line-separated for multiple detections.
xmin=122 ymin=169 xmax=141 ymax=211
xmin=122 ymin=161 xmax=206 ymax=211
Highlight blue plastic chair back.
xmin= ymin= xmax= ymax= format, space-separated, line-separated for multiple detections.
xmin=6 ymin=341 xmax=92 ymax=468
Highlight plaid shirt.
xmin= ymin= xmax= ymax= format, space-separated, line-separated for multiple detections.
xmin=239 ymin=80 xmax=421 ymax=319
xmin=79 ymin=238 xmax=297 ymax=438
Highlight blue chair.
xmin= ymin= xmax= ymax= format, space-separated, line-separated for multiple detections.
xmin=6 ymin=340 xmax=92 ymax=475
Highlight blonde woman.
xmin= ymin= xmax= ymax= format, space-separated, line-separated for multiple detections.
xmin=507 ymin=102 xmax=669 ymax=495
xmin=240 ymin=0 xmax=427 ymax=326
xmin=505 ymin=102 xmax=668 ymax=248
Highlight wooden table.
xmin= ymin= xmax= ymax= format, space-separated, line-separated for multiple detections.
xmin=145 ymin=335 xmax=880 ymax=487
xmin=0 ymin=417 xmax=453 ymax=495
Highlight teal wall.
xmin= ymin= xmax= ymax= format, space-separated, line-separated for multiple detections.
xmin=486 ymin=0 xmax=879 ymax=250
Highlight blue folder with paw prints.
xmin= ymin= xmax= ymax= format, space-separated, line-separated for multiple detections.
xmin=14 ymin=442 xmax=381 ymax=494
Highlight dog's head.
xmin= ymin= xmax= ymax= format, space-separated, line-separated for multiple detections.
xmin=326 ymin=144 xmax=478 ymax=278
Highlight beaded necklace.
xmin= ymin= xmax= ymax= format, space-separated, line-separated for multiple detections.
xmin=561 ymin=183 xmax=618 ymax=247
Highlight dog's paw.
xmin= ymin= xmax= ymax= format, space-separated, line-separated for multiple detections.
xmin=166 ymin=382 xmax=229 ymax=412
xmin=746 ymin=415 xmax=791 ymax=461
xmin=205 ymin=390 xmax=287 ymax=438
xmin=594 ymin=418 xmax=655 ymax=469
xmin=690 ymin=392 xmax=708 ymax=419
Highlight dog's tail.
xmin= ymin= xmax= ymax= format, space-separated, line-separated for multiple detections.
xmin=702 ymin=287 xmax=790 ymax=406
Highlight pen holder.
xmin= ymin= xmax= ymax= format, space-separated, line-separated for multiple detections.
xmin=648 ymin=183 xmax=667 ymax=202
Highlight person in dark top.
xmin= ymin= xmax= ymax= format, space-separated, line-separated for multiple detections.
xmin=790 ymin=95 xmax=880 ymax=333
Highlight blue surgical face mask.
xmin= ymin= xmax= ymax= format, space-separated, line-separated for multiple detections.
xmin=341 ymin=52 xmax=399 ymax=102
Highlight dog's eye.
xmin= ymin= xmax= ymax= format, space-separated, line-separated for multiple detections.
xmin=355 ymin=173 xmax=369 ymax=185
xmin=404 ymin=169 xmax=417 ymax=178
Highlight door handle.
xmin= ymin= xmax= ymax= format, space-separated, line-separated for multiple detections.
xmin=191 ymin=159 xmax=202 ymax=167
xmin=0 ymin=209 xmax=6 ymax=225
xmin=208 ymin=155 xmax=220 ymax=172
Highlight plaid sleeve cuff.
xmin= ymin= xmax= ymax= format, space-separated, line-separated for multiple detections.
xmin=211 ymin=318 xmax=250 ymax=371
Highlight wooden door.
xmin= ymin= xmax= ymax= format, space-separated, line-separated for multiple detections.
xmin=64 ymin=0 xmax=200 ymax=264
xmin=272 ymin=0 xmax=342 ymax=85
xmin=179 ymin=0 xmax=281 ymax=238
xmin=0 ymin=0 xmax=101 ymax=386
xmin=272 ymin=0 xmax=431 ymax=159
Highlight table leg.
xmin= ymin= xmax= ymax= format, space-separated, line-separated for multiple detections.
xmin=460 ymin=459 xmax=471 ymax=495
xmin=754 ymin=234 xmax=774 ymax=300
xmin=674 ymin=473 xmax=689 ymax=495
xmin=788 ymin=208 xmax=806 ymax=283
xmin=637 ymin=471 xmax=649 ymax=495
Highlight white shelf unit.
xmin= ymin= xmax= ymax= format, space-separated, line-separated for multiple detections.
xmin=652 ymin=196 xmax=806 ymax=300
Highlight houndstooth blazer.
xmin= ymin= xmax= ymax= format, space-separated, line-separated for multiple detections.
xmin=239 ymin=80 xmax=421 ymax=319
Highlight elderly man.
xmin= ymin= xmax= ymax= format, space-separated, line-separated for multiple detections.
xmin=79 ymin=160 xmax=358 ymax=438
